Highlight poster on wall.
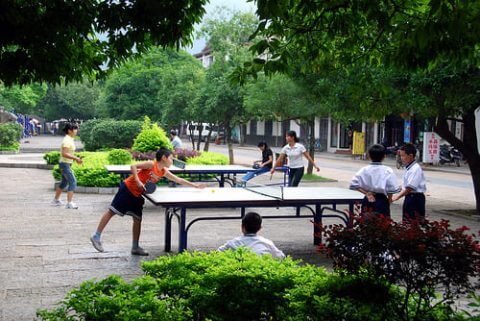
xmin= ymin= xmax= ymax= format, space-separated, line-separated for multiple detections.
xmin=423 ymin=132 xmax=440 ymax=163
xmin=404 ymin=119 xmax=411 ymax=143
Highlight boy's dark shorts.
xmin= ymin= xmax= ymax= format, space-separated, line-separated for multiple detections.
xmin=109 ymin=182 xmax=144 ymax=220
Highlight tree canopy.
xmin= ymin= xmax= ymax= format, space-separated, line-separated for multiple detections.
xmin=238 ymin=0 xmax=480 ymax=79
xmin=0 ymin=0 xmax=207 ymax=85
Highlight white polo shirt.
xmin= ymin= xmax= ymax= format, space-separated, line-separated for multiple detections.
xmin=350 ymin=163 xmax=401 ymax=195
xmin=218 ymin=234 xmax=285 ymax=259
xmin=403 ymin=161 xmax=427 ymax=193
xmin=280 ymin=143 xmax=306 ymax=169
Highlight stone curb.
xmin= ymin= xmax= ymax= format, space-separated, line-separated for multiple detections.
xmin=0 ymin=163 xmax=53 ymax=170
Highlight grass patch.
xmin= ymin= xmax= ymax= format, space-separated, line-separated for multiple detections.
xmin=302 ymin=173 xmax=336 ymax=182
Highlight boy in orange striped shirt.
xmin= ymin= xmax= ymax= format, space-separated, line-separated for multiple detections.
xmin=90 ymin=148 xmax=205 ymax=256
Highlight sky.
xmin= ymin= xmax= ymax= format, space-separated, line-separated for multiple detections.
xmin=185 ymin=0 xmax=256 ymax=55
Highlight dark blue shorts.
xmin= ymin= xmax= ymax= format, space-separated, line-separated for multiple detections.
xmin=403 ymin=193 xmax=425 ymax=222
xmin=109 ymin=182 xmax=144 ymax=220
xmin=361 ymin=193 xmax=390 ymax=217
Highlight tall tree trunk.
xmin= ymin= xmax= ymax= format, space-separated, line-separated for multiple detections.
xmin=435 ymin=108 xmax=480 ymax=215
xmin=239 ymin=124 xmax=245 ymax=147
xmin=307 ymin=117 xmax=315 ymax=174
xmin=203 ymin=128 xmax=212 ymax=152
xmin=225 ymin=123 xmax=234 ymax=164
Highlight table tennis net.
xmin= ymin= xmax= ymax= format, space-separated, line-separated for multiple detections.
xmin=243 ymin=181 xmax=284 ymax=200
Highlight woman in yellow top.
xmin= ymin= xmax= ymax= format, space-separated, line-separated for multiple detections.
xmin=51 ymin=122 xmax=83 ymax=209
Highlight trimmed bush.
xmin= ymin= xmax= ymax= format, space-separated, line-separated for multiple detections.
xmin=107 ymin=149 xmax=132 ymax=165
xmin=186 ymin=151 xmax=228 ymax=165
xmin=43 ymin=151 xmax=61 ymax=165
xmin=37 ymin=249 xmax=467 ymax=321
xmin=132 ymin=116 xmax=172 ymax=152
xmin=52 ymin=152 xmax=120 ymax=187
xmin=79 ymin=119 xmax=143 ymax=151
xmin=0 ymin=122 xmax=22 ymax=150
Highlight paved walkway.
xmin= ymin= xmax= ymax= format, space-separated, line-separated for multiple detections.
xmin=0 ymin=135 xmax=478 ymax=321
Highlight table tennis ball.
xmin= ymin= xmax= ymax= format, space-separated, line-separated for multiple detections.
xmin=211 ymin=189 xmax=215 ymax=193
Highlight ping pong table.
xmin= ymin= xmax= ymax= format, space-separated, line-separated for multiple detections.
xmin=144 ymin=186 xmax=363 ymax=252
xmin=106 ymin=164 xmax=288 ymax=187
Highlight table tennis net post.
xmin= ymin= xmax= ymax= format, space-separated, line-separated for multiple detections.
xmin=243 ymin=181 xmax=284 ymax=200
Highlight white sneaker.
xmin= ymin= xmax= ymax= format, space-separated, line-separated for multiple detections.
xmin=90 ymin=236 xmax=104 ymax=252
xmin=65 ymin=202 xmax=78 ymax=209
xmin=50 ymin=199 xmax=63 ymax=206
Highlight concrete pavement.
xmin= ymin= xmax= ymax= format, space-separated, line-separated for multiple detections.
xmin=0 ymin=135 xmax=478 ymax=321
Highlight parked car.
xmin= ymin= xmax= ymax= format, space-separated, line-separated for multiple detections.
xmin=187 ymin=123 xmax=218 ymax=142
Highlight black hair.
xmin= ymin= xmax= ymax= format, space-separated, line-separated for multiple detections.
xmin=400 ymin=143 xmax=416 ymax=157
xmin=170 ymin=129 xmax=177 ymax=136
xmin=368 ymin=144 xmax=386 ymax=162
xmin=63 ymin=122 xmax=78 ymax=134
xmin=155 ymin=148 xmax=173 ymax=161
xmin=257 ymin=141 xmax=268 ymax=149
xmin=242 ymin=212 xmax=262 ymax=234
xmin=286 ymin=130 xmax=299 ymax=142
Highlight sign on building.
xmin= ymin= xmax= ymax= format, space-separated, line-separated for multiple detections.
xmin=352 ymin=131 xmax=365 ymax=157
xmin=423 ymin=132 xmax=440 ymax=163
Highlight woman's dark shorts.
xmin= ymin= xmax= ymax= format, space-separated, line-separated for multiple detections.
xmin=109 ymin=182 xmax=144 ymax=220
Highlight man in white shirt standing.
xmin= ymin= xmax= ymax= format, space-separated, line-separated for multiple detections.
xmin=218 ymin=212 xmax=285 ymax=259
xmin=170 ymin=129 xmax=182 ymax=149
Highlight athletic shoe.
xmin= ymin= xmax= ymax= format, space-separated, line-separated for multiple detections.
xmin=90 ymin=236 xmax=104 ymax=252
xmin=65 ymin=202 xmax=78 ymax=209
xmin=131 ymin=247 xmax=149 ymax=256
xmin=50 ymin=199 xmax=63 ymax=206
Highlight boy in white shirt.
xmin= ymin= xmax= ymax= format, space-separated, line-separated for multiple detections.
xmin=392 ymin=143 xmax=427 ymax=222
xmin=218 ymin=212 xmax=285 ymax=259
xmin=350 ymin=144 xmax=400 ymax=217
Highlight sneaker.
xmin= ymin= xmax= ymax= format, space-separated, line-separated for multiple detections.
xmin=50 ymin=199 xmax=63 ymax=206
xmin=90 ymin=236 xmax=104 ymax=252
xmin=65 ymin=202 xmax=78 ymax=209
xmin=131 ymin=247 xmax=149 ymax=256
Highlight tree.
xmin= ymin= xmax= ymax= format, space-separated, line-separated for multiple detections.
xmin=244 ymin=73 xmax=324 ymax=173
xmin=0 ymin=0 xmax=208 ymax=85
xmin=37 ymin=82 xmax=100 ymax=121
xmin=0 ymin=83 xmax=47 ymax=114
xmin=98 ymin=48 xmax=201 ymax=122
xmin=193 ymin=8 xmax=258 ymax=161
xmin=241 ymin=0 xmax=480 ymax=214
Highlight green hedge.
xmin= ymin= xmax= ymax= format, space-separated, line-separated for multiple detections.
xmin=37 ymin=249 xmax=467 ymax=321
xmin=50 ymin=150 xmax=231 ymax=187
xmin=79 ymin=119 xmax=143 ymax=151
xmin=186 ymin=151 xmax=228 ymax=165
xmin=0 ymin=122 xmax=22 ymax=151
xmin=52 ymin=152 xmax=120 ymax=187
xmin=43 ymin=151 xmax=60 ymax=165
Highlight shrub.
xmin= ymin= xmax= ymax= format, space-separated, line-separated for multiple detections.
xmin=186 ymin=151 xmax=228 ymax=165
xmin=319 ymin=215 xmax=480 ymax=321
xmin=37 ymin=249 xmax=468 ymax=321
xmin=174 ymin=148 xmax=200 ymax=161
xmin=0 ymin=122 xmax=22 ymax=149
xmin=132 ymin=116 xmax=172 ymax=152
xmin=37 ymin=275 xmax=192 ymax=321
xmin=52 ymin=152 xmax=120 ymax=187
xmin=107 ymin=149 xmax=132 ymax=165
xmin=43 ymin=151 xmax=61 ymax=165
xmin=79 ymin=119 xmax=142 ymax=151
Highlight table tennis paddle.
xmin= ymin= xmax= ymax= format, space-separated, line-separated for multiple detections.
xmin=144 ymin=181 xmax=157 ymax=194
